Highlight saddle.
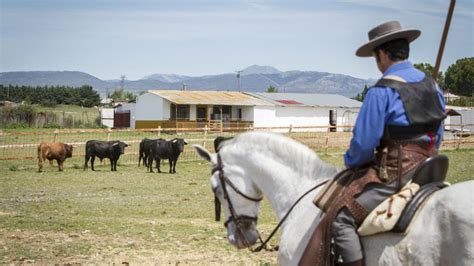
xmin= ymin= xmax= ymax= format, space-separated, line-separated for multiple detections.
xmin=299 ymin=154 xmax=449 ymax=266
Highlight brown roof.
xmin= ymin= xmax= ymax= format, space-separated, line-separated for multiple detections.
xmin=148 ymin=90 xmax=272 ymax=106
xmin=446 ymin=108 xmax=461 ymax=116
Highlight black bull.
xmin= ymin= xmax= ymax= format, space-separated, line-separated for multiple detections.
xmin=147 ymin=138 xmax=187 ymax=174
xmin=84 ymin=140 xmax=128 ymax=171
xmin=138 ymin=138 xmax=162 ymax=167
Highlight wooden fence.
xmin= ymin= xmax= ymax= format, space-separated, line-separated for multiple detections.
xmin=0 ymin=124 xmax=472 ymax=169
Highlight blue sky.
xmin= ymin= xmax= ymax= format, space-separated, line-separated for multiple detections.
xmin=1 ymin=0 xmax=472 ymax=80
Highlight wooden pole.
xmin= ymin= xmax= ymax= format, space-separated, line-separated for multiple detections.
xmin=433 ymin=0 xmax=456 ymax=81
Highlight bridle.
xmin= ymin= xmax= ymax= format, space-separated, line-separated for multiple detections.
xmin=212 ymin=154 xmax=263 ymax=248
xmin=211 ymin=152 xmax=330 ymax=252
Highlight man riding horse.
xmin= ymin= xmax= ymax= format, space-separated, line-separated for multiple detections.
xmin=300 ymin=21 xmax=446 ymax=266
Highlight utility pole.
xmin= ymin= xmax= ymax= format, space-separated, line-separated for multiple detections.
xmin=236 ymin=70 xmax=243 ymax=92
xmin=120 ymin=75 xmax=126 ymax=91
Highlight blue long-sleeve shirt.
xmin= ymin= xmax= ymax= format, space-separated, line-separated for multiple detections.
xmin=344 ymin=61 xmax=445 ymax=167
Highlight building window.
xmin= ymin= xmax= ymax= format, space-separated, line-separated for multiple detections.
xmin=170 ymin=104 xmax=190 ymax=120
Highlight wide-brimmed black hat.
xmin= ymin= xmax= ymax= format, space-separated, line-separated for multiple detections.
xmin=356 ymin=21 xmax=421 ymax=57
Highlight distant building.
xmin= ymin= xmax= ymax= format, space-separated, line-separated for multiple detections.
xmin=133 ymin=90 xmax=269 ymax=129
xmin=443 ymin=92 xmax=460 ymax=103
xmin=247 ymin=92 xmax=361 ymax=132
xmin=126 ymin=90 xmax=362 ymax=131
xmin=445 ymin=106 xmax=474 ymax=132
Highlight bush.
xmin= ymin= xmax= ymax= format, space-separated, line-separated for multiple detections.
xmin=5 ymin=122 xmax=30 ymax=129
xmin=0 ymin=105 xmax=36 ymax=127
xmin=43 ymin=123 xmax=62 ymax=129
xmin=9 ymin=165 xmax=18 ymax=171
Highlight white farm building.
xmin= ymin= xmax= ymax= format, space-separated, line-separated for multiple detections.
xmin=128 ymin=90 xmax=362 ymax=131
xmin=247 ymin=92 xmax=361 ymax=131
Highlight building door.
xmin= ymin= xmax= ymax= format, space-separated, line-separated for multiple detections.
xmin=114 ymin=111 xmax=131 ymax=128
xmin=197 ymin=106 xmax=207 ymax=128
xmin=329 ymin=110 xmax=337 ymax=132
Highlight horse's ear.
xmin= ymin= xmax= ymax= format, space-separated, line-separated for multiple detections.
xmin=214 ymin=137 xmax=233 ymax=152
xmin=193 ymin=144 xmax=212 ymax=163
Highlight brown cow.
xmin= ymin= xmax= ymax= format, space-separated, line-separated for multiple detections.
xmin=38 ymin=142 xmax=73 ymax=172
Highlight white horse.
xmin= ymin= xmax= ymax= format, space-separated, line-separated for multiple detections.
xmin=193 ymin=131 xmax=474 ymax=265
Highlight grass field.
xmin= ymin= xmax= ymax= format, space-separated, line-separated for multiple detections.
xmin=1 ymin=149 xmax=473 ymax=264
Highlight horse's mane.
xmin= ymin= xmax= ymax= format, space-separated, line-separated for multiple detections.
xmin=226 ymin=131 xmax=339 ymax=180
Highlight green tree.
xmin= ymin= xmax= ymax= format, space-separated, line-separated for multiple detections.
xmin=447 ymin=96 xmax=474 ymax=107
xmin=110 ymin=88 xmax=136 ymax=102
xmin=444 ymin=57 xmax=474 ymax=97
xmin=414 ymin=62 xmax=445 ymax=89
xmin=266 ymin=86 xmax=278 ymax=93
xmin=354 ymin=85 xmax=369 ymax=102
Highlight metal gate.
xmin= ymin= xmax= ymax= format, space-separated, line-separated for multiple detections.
xmin=114 ymin=111 xmax=130 ymax=128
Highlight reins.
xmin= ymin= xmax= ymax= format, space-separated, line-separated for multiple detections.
xmin=252 ymin=178 xmax=329 ymax=252
xmin=214 ymin=153 xmax=330 ymax=252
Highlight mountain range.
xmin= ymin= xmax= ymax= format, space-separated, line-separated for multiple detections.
xmin=0 ymin=65 xmax=374 ymax=97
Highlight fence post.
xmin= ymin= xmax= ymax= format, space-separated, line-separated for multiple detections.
xmin=324 ymin=136 xmax=329 ymax=155
xmin=203 ymin=125 xmax=208 ymax=147
xmin=220 ymin=121 xmax=223 ymax=133
xmin=289 ymin=124 xmax=293 ymax=136
xmin=53 ymin=129 xmax=59 ymax=142
xmin=457 ymin=124 xmax=464 ymax=149
xmin=106 ymin=128 xmax=111 ymax=141
xmin=158 ymin=126 xmax=161 ymax=138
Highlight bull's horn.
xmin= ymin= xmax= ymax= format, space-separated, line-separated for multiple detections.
xmin=183 ymin=139 xmax=188 ymax=144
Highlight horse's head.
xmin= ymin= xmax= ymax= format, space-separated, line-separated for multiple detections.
xmin=193 ymin=142 xmax=263 ymax=249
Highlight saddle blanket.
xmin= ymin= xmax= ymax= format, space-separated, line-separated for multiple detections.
xmin=357 ymin=182 xmax=420 ymax=236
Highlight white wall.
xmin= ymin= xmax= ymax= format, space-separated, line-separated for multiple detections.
xmin=253 ymin=106 xmax=360 ymax=132
xmin=253 ymin=106 xmax=276 ymax=127
xmin=162 ymin=100 xmax=171 ymax=119
xmin=242 ymin=106 xmax=254 ymax=121
xmin=101 ymin=108 xmax=114 ymax=128
xmin=135 ymin=93 xmax=164 ymax=121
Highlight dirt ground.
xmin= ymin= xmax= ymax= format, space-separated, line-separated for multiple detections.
xmin=0 ymin=228 xmax=278 ymax=264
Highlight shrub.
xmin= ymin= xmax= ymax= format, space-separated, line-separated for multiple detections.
xmin=6 ymin=122 xmax=30 ymax=129
xmin=9 ymin=165 xmax=18 ymax=171
xmin=43 ymin=123 xmax=62 ymax=129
